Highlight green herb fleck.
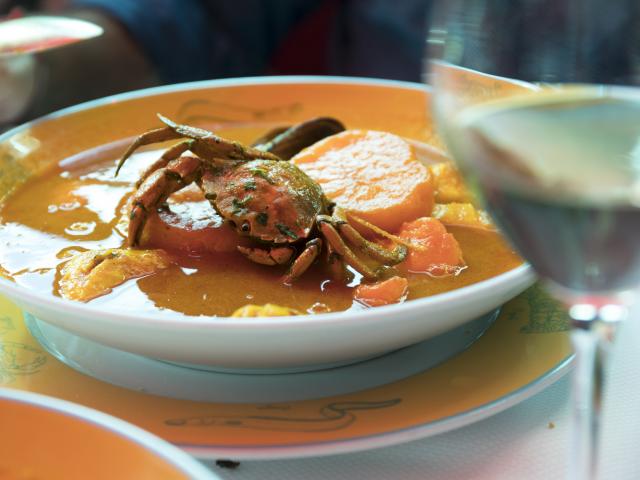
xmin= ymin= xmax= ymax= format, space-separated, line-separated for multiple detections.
xmin=232 ymin=196 xmax=253 ymax=208
xmin=256 ymin=212 xmax=268 ymax=226
xmin=249 ymin=168 xmax=274 ymax=184
xmin=276 ymin=223 xmax=298 ymax=240
xmin=244 ymin=180 xmax=257 ymax=191
xmin=231 ymin=196 xmax=253 ymax=216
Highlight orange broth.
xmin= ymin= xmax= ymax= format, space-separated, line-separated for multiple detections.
xmin=0 ymin=126 xmax=522 ymax=317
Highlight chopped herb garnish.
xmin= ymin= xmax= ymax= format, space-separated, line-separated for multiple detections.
xmin=204 ymin=192 xmax=217 ymax=200
xmin=244 ymin=180 xmax=257 ymax=191
xmin=276 ymin=223 xmax=298 ymax=240
xmin=256 ymin=212 xmax=268 ymax=226
xmin=249 ymin=168 xmax=274 ymax=184
xmin=231 ymin=196 xmax=253 ymax=216
xmin=232 ymin=196 xmax=253 ymax=208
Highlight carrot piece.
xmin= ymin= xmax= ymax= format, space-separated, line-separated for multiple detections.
xmin=292 ymin=130 xmax=434 ymax=231
xmin=354 ymin=276 xmax=409 ymax=307
xmin=398 ymin=217 xmax=466 ymax=276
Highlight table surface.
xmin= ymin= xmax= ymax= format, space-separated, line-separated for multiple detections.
xmin=200 ymin=315 xmax=640 ymax=480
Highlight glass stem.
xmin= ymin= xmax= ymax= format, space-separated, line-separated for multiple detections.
xmin=568 ymin=306 xmax=622 ymax=480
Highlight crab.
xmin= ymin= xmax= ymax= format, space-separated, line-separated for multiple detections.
xmin=115 ymin=115 xmax=407 ymax=283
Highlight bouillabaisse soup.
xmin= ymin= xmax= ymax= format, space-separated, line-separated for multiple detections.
xmin=0 ymin=122 xmax=521 ymax=317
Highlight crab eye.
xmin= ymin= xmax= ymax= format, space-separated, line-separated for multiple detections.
xmin=240 ymin=222 xmax=251 ymax=233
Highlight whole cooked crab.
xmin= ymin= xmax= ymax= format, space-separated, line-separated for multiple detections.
xmin=115 ymin=115 xmax=407 ymax=283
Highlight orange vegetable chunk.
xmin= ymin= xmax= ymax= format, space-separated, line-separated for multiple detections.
xmin=292 ymin=130 xmax=434 ymax=231
xmin=398 ymin=217 xmax=466 ymax=276
xmin=354 ymin=276 xmax=409 ymax=307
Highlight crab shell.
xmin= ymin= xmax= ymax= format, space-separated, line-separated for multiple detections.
xmin=202 ymin=159 xmax=329 ymax=244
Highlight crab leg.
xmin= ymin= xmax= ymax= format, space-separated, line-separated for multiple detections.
xmin=128 ymin=156 xmax=202 ymax=246
xmin=325 ymin=240 xmax=354 ymax=284
xmin=283 ymin=238 xmax=323 ymax=284
xmin=116 ymin=115 xmax=283 ymax=179
xmin=330 ymin=209 xmax=407 ymax=265
xmin=115 ymin=126 xmax=184 ymax=175
xmin=338 ymin=222 xmax=407 ymax=264
xmin=157 ymin=115 xmax=281 ymax=162
xmin=136 ymin=140 xmax=194 ymax=187
xmin=331 ymin=207 xmax=408 ymax=265
xmin=318 ymin=218 xmax=378 ymax=280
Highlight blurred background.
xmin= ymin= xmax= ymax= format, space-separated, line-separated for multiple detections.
xmin=0 ymin=0 xmax=433 ymax=124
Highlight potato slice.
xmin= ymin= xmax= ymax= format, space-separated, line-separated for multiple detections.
xmin=58 ymin=248 xmax=173 ymax=301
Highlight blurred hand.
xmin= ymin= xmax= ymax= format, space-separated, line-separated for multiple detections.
xmin=0 ymin=54 xmax=36 ymax=125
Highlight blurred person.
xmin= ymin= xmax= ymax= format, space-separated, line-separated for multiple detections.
xmin=0 ymin=0 xmax=432 ymax=127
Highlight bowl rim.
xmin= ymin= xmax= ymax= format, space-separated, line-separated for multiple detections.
xmin=0 ymin=387 xmax=219 ymax=479
xmin=0 ymin=75 xmax=534 ymax=329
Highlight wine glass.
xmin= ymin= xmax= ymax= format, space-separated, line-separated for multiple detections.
xmin=426 ymin=1 xmax=640 ymax=478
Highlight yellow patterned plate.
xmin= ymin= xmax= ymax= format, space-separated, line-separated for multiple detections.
xmin=0 ymin=76 xmax=569 ymax=458
xmin=0 ymin=285 xmax=571 ymax=460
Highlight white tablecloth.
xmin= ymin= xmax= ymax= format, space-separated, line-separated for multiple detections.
xmin=200 ymin=314 xmax=640 ymax=480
